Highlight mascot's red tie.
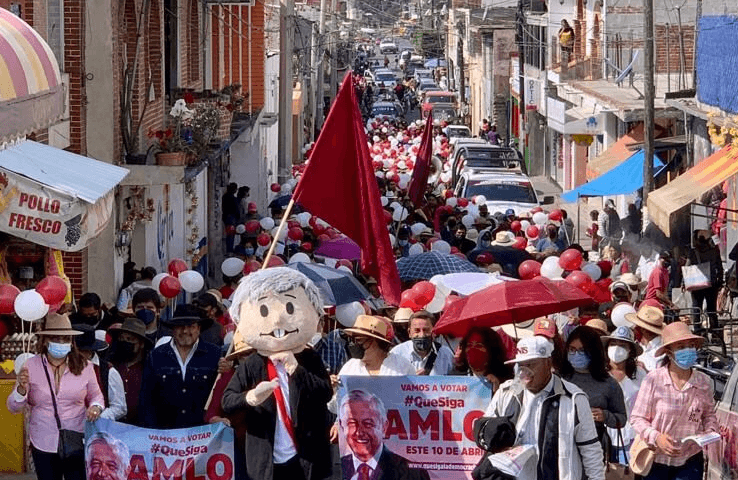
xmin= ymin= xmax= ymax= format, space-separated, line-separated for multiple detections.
xmin=266 ymin=358 xmax=298 ymax=447
xmin=357 ymin=463 xmax=371 ymax=480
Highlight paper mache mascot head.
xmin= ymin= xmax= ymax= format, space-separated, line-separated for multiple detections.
xmin=229 ymin=267 xmax=323 ymax=356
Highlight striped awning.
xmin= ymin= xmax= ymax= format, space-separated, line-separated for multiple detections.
xmin=585 ymin=124 xmax=644 ymax=180
xmin=648 ymin=145 xmax=738 ymax=235
xmin=0 ymin=8 xmax=64 ymax=143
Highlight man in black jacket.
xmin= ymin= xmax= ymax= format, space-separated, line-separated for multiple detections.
xmin=222 ymin=267 xmax=332 ymax=480
xmin=139 ymin=305 xmax=220 ymax=429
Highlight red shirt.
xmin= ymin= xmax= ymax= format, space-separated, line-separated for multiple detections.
xmin=643 ymin=264 xmax=669 ymax=307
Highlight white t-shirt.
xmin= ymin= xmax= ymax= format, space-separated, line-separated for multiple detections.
xmin=339 ymin=352 xmax=416 ymax=377
xmin=608 ymin=367 xmax=646 ymax=445
xmin=638 ymin=336 xmax=663 ymax=372
xmin=272 ymin=361 xmax=297 ymax=464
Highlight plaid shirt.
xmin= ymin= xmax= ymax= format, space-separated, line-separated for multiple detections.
xmin=314 ymin=329 xmax=347 ymax=375
xmin=630 ymin=365 xmax=718 ymax=467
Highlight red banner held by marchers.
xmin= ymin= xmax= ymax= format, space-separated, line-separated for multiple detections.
xmin=406 ymin=113 xmax=434 ymax=208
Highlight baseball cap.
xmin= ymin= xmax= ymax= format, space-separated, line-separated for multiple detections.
xmin=247 ymin=202 xmax=257 ymax=213
xmin=533 ymin=318 xmax=557 ymax=340
xmin=505 ymin=336 xmax=554 ymax=364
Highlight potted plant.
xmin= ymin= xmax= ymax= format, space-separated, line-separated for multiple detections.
xmin=148 ymin=99 xmax=220 ymax=166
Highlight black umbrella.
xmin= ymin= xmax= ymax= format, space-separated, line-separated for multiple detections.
xmin=286 ymin=262 xmax=371 ymax=306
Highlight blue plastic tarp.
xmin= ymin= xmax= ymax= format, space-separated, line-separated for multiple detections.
xmin=561 ymin=150 xmax=663 ymax=202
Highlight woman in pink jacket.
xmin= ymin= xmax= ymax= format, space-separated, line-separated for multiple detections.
xmin=7 ymin=313 xmax=104 ymax=480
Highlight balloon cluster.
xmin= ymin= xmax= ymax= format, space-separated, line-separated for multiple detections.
xmin=151 ymin=259 xmax=205 ymax=299
xmin=398 ymin=276 xmax=453 ymax=315
xmin=0 ymin=276 xmax=68 ymax=322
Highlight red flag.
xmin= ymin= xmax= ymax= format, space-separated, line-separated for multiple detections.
xmin=292 ymin=72 xmax=401 ymax=305
xmin=406 ymin=113 xmax=434 ymax=207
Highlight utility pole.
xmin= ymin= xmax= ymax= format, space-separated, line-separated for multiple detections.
xmin=316 ymin=0 xmax=327 ymax=130
xmin=329 ymin=0 xmax=338 ymax=105
xmin=516 ymin=0 xmax=526 ymax=153
xmin=643 ymin=0 xmax=654 ymax=203
xmin=310 ymin=22 xmax=319 ymax=140
xmin=458 ymin=35 xmax=465 ymax=105
xmin=278 ymin=0 xmax=295 ymax=183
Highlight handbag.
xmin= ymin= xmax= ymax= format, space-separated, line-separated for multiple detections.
xmin=682 ymin=251 xmax=712 ymax=291
xmin=606 ymin=428 xmax=634 ymax=480
xmin=628 ymin=434 xmax=655 ymax=476
xmin=42 ymin=357 xmax=85 ymax=459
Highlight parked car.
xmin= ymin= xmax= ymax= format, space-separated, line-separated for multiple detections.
xmin=427 ymin=103 xmax=457 ymax=122
xmin=414 ymin=68 xmax=434 ymax=84
xmin=445 ymin=125 xmax=471 ymax=139
xmin=373 ymin=70 xmax=398 ymax=88
xmin=421 ymin=91 xmax=458 ymax=118
xmin=379 ymin=38 xmax=398 ymax=54
xmin=453 ymin=170 xmax=554 ymax=216
xmin=416 ymin=79 xmax=439 ymax=102
xmin=706 ymin=358 xmax=738 ymax=480
xmin=371 ymin=101 xmax=403 ymax=119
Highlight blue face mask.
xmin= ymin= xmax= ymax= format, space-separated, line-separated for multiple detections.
xmin=568 ymin=351 xmax=591 ymax=370
xmin=48 ymin=342 xmax=71 ymax=359
xmin=244 ymin=247 xmax=255 ymax=256
xmin=398 ymin=240 xmax=408 ymax=247
xmin=673 ymin=347 xmax=698 ymax=370
xmin=136 ymin=309 xmax=156 ymax=326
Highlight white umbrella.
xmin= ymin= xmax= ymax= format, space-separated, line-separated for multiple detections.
xmin=434 ymin=272 xmax=516 ymax=296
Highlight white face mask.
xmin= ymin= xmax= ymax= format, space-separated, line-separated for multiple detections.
xmin=608 ymin=345 xmax=629 ymax=364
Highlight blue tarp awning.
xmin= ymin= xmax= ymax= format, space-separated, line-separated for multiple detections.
xmin=561 ymin=149 xmax=663 ymax=202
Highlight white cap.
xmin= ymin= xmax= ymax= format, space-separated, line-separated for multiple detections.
xmin=505 ymin=336 xmax=554 ymax=364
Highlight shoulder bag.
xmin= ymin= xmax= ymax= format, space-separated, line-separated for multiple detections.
xmin=42 ymin=357 xmax=85 ymax=459
xmin=682 ymin=251 xmax=712 ymax=291
xmin=606 ymin=427 xmax=634 ymax=480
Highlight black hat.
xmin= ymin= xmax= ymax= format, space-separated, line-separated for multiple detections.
xmin=73 ymin=324 xmax=109 ymax=352
xmin=160 ymin=304 xmax=213 ymax=329
xmin=109 ymin=318 xmax=154 ymax=347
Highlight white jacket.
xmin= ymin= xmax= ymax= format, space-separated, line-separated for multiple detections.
xmin=483 ymin=374 xmax=605 ymax=480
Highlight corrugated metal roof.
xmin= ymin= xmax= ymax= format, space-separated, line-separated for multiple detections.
xmin=0 ymin=140 xmax=129 ymax=203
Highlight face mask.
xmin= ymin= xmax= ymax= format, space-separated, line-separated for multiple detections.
xmin=112 ymin=340 xmax=137 ymax=362
xmin=244 ymin=247 xmax=255 ymax=256
xmin=568 ymin=351 xmax=590 ymax=370
xmin=608 ymin=345 xmax=630 ymax=364
xmin=466 ymin=347 xmax=488 ymax=372
xmin=136 ymin=309 xmax=156 ymax=326
xmin=412 ymin=336 xmax=433 ymax=354
xmin=48 ymin=342 xmax=72 ymax=359
xmin=672 ymin=347 xmax=697 ymax=370
xmin=398 ymin=240 xmax=408 ymax=247
xmin=481 ymin=240 xmax=491 ymax=248
xmin=347 ymin=339 xmax=366 ymax=360
xmin=516 ymin=365 xmax=535 ymax=383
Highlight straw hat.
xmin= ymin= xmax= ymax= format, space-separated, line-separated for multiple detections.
xmin=226 ymin=330 xmax=253 ymax=361
xmin=619 ymin=273 xmax=644 ymax=287
xmin=393 ymin=307 xmax=413 ymax=324
xmin=629 ymin=436 xmax=655 ymax=476
xmin=655 ymin=322 xmax=705 ymax=357
xmin=491 ymin=231 xmax=515 ymax=246
xmin=345 ymin=315 xmax=393 ymax=344
xmin=586 ymin=319 xmax=610 ymax=336
xmin=37 ymin=314 xmax=83 ymax=336
xmin=624 ymin=305 xmax=664 ymax=335
xmin=602 ymin=325 xmax=643 ymax=356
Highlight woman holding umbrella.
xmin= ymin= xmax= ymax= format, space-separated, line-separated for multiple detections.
xmin=452 ymin=327 xmax=513 ymax=394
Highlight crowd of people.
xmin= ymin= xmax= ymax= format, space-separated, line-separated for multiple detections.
xmin=4 ymin=114 xmax=723 ymax=480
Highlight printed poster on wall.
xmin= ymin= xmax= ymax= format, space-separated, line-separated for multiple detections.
xmin=336 ymin=376 xmax=492 ymax=480
xmin=84 ymin=419 xmax=234 ymax=480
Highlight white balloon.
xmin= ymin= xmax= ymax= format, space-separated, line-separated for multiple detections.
xmin=612 ymin=303 xmax=637 ymax=328
xmin=392 ymin=207 xmax=408 ymax=222
xmin=151 ymin=273 xmax=169 ymax=293
xmin=14 ymin=352 xmax=34 ymax=375
xmin=431 ymin=240 xmax=451 ymax=255
xmin=399 ymin=173 xmax=411 ymax=183
xmin=462 ymin=214 xmax=475 ymax=228
xmin=260 ymin=217 xmax=275 ymax=230
xmin=13 ymin=290 xmax=48 ymax=322
xmin=532 ymin=212 xmax=548 ymax=225
xmin=335 ymin=301 xmax=364 ymax=327
xmin=289 ymin=252 xmax=311 ymax=264
xmin=298 ymin=212 xmax=312 ymax=228
xmin=221 ymin=257 xmax=245 ymax=276
xmin=390 ymin=201 xmax=402 ymax=211
xmin=179 ymin=270 xmax=205 ymax=292
xmin=271 ymin=226 xmax=288 ymax=241
xmin=582 ymin=263 xmax=602 ymax=281
xmin=410 ymin=223 xmax=426 ymax=236
xmin=409 ymin=243 xmax=424 ymax=256
xmin=425 ymin=287 xmax=448 ymax=314
xmin=274 ymin=242 xmax=285 ymax=255
xmin=446 ymin=197 xmax=458 ymax=207
xmin=380 ymin=196 xmax=389 ymax=207
xmin=540 ymin=257 xmax=564 ymax=279
xmin=520 ymin=220 xmax=531 ymax=230
xmin=475 ymin=195 xmax=487 ymax=205
xmin=398 ymin=178 xmax=409 ymax=189
xmin=467 ymin=204 xmax=480 ymax=218
xmin=235 ymin=224 xmax=246 ymax=234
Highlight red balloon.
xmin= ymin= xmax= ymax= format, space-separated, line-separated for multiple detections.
xmin=518 ymin=260 xmax=541 ymax=280
xmin=336 ymin=259 xmax=353 ymax=269
xmin=326 ymin=228 xmax=339 ymax=239
xmin=243 ymin=260 xmax=262 ymax=274
xmin=444 ymin=190 xmax=454 ymax=199
xmin=270 ymin=183 xmax=281 ymax=192
xmin=559 ymin=248 xmax=584 ymax=271
xmin=510 ymin=220 xmax=522 ymax=233
xmin=512 ymin=237 xmax=527 ymax=250
xmin=384 ymin=210 xmax=393 ymax=224
xmin=159 ymin=275 xmax=181 ymax=298
xmin=565 ymin=271 xmax=593 ymax=291
xmin=257 ymin=233 xmax=271 ymax=247
xmin=450 ymin=246 xmax=460 ymax=255
xmin=549 ymin=209 xmax=563 ymax=222
xmin=525 ymin=225 xmax=540 ymax=239
xmin=266 ymin=256 xmax=285 ymax=268
xmin=288 ymin=228 xmax=304 ymax=241
xmin=443 ymin=294 xmax=460 ymax=311
xmin=245 ymin=220 xmax=260 ymax=234
xmin=287 ymin=221 xmax=301 ymax=230
xmin=411 ymin=281 xmax=436 ymax=306
xmin=225 ymin=225 xmax=236 ymax=235
xmin=399 ymin=289 xmax=419 ymax=309
xmin=597 ymin=261 xmax=613 ymax=277
xmin=0 ymin=284 xmax=21 ymax=315
xmin=457 ymin=198 xmax=469 ymax=207
xmin=301 ymin=242 xmax=314 ymax=252
xmin=475 ymin=252 xmax=495 ymax=266
xmin=36 ymin=276 xmax=68 ymax=305
xmin=167 ymin=259 xmax=188 ymax=277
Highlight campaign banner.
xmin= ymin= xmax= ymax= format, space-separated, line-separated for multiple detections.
xmin=336 ymin=376 xmax=492 ymax=480
xmin=84 ymin=419 xmax=234 ymax=480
